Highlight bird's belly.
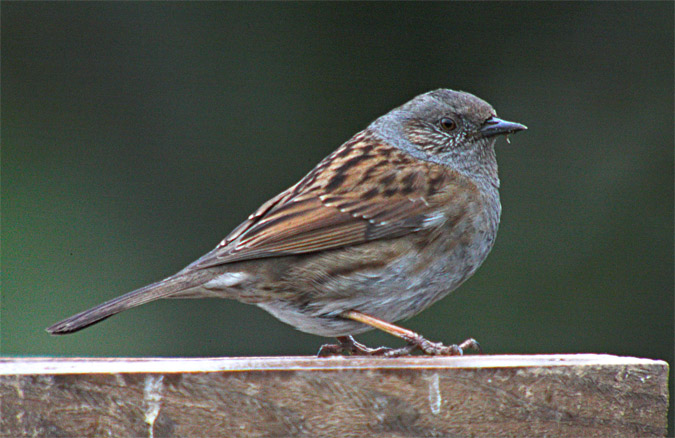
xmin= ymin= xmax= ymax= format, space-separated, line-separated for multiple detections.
xmin=257 ymin=219 xmax=497 ymax=337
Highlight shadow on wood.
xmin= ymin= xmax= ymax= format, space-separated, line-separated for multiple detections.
xmin=0 ymin=354 xmax=669 ymax=437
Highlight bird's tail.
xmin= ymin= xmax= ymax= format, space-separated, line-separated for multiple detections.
xmin=46 ymin=274 xmax=199 ymax=335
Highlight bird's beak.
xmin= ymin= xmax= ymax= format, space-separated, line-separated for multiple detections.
xmin=480 ymin=117 xmax=527 ymax=138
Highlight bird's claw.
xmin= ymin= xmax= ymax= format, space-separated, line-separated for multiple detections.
xmin=317 ymin=336 xmax=481 ymax=357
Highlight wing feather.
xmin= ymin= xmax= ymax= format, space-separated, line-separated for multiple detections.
xmin=193 ymin=131 xmax=469 ymax=268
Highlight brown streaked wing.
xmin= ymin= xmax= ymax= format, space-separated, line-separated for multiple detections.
xmin=192 ymin=132 xmax=462 ymax=268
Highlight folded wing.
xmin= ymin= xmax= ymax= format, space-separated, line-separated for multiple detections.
xmin=192 ymin=132 xmax=469 ymax=268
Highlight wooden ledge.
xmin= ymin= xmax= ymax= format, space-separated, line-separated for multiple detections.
xmin=0 ymin=353 xmax=665 ymax=374
xmin=1 ymin=354 xmax=669 ymax=437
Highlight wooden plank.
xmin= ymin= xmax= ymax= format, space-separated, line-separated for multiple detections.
xmin=0 ymin=354 xmax=669 ymax=437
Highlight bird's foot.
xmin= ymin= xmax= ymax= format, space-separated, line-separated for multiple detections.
xmin=317 ymin=336 xmax=402 ymax=356
xmin=317 ymin=335 xmax=481 ymax=357
xmin=410 ymin=336 xmax=482 ymax=356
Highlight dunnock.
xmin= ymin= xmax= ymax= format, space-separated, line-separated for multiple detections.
xmin=47 ymin=89 xmax=526 ymax=356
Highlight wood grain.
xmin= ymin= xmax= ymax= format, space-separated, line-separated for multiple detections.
xmin=0 ymin=354 xmax=669 ymax=437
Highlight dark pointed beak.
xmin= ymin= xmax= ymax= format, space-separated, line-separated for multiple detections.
xmin=480 ymin=117 xmax=527 ymax=138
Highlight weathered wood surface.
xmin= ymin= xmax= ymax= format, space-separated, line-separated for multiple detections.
xmin=0 ymin=354 xmax=668 ymax=437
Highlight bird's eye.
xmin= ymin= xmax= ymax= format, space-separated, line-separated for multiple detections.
xmin=439 ymin=117 xmax=457 ymax=132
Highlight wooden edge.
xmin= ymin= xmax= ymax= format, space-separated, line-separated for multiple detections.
xmin=1 ymin=353 xmax=668 ymax=375
xmin=3 ymin=353 xmax=669 ymax=437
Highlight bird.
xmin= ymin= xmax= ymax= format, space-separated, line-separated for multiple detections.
xmin=47 ymin=89 xmax=526 ymax=356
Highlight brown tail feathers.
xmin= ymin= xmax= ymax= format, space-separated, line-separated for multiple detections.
xmin=46 ymin=275 xmax=197 ymax=335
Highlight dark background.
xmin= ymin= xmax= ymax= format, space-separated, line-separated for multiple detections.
xmin=3 ymin=2 xmax=673 ymax=431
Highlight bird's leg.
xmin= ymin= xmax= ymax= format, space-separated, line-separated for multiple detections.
xmin=339 ymin=310 xmax=481 ymax=357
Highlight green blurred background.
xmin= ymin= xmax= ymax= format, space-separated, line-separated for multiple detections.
xmin=3 ymin=2 xmax=673 ymax=430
